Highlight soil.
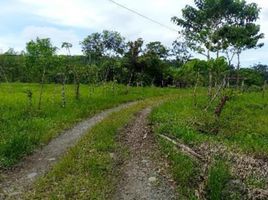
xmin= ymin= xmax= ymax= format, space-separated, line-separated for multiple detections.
xmin=114 ymin=108 xmax=177 ymax=200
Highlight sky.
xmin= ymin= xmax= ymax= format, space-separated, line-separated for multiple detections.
xmin=0 ymin=0 xmax=267 ymax=67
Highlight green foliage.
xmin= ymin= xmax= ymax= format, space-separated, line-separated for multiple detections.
xmin=253 ymin=64 xmax=268 ymax=81
xmin=145 ymin=41 xmax=169 ymax=59
xmin=173 ymin=57 xmax=229 ymax=87
xmin=172 ymin=0 xmax=264 ymax=60
xmin=81 ymin=30 xmax=126 ymax=62
xmin=0 ymin=54 xmax=26 ymax=82
xmin=25 ymin=37 xmax=57 ymax=82
xmin=240 ymin=68 xmax=264 ymax=86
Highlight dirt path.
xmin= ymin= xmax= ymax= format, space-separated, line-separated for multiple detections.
xmin=0 ymin=102 xmax=137 ymax=199
xmin=114 ymin=108 xmax=177 ymax=200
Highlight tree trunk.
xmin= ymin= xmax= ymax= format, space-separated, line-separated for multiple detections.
xmin=207 ymin=49 xmax=213 ymax=98
xmin=126 ymin=72 xmax=133 ymax=94
xmin=227 ymin=77 xmax=230 ymax=88
xmin=208 ymin=71 xmax=213 ymax=98
xmin=61 ymin=74 xmax=66 ymax=107
xmin=75 ymin=80 xmax=80 ymax=100
xmin=263 ymin=80 xmax=267 ymax=98
xmin=193 ymin=72 xmax=200 ymax=107
xmin=236 ymin=52 xmax=241 ymax=88
xmin=207 ymin=49 xmax=211 ymax=60
xmin=215 ymin=95 xmax=229 ymax=118
xmin=38 ymin=68 xmax=46 ymax=110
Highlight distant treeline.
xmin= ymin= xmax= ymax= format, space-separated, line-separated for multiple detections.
xmin=0 ymin=30 xmax=267 ymax=88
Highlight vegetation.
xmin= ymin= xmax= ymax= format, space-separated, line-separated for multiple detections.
xmin=24 ymin=97 xmax=168 ymax=199
xmin=150 ymin=89 xmax=268 ymax=199
xmin=0 ymin=0 xmax=267 ymax=199
xmin=0 ymin=83 xmax=176 ymax=167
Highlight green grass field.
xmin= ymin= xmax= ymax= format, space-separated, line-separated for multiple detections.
xmin=0 ymin=83 xmax=177 ymax=167
xmin=150 ymin=89 xmax=268 ymax=199
xmin=1 ymin=83 xmax=267 ymax=199
xmin=151 ymin=90 xmax=268 ymax=156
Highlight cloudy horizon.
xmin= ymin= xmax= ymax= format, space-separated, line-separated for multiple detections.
xmin=0 ymin=0 xmax=267 ymax=67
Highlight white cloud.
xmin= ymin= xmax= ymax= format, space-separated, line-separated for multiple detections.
xmin=0 ymin=0 xmax=267 ymax=66
xmin=21 ymin=26 xmax=81 ymax=54
xmin=16 ymin=0 xmax=182 ymax=43
xmin=0 ymin=26 xmax=82 ymax=54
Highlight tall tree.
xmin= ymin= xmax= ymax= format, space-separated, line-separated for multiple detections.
xmin=218 ymin=1 xmax=264 ymax=86
xmin=171 ymin=39 xmax=192 ymax=64
xmin=26 ymin=37 xmax=57 ymax=109
xmin=145 ymin=41 xmax=169 ymax=59
xmin=123 ymin=38 xmax=144 ymax=85
xmin=81 ymin=32 xmax=104 ymax=63
xmin=81 ymin=30 xmax=125 ymax=62
xmin=172 ymin=0 xmax=264 ymax=88
xmin=102 ymin=30 xmax=126 ymax=57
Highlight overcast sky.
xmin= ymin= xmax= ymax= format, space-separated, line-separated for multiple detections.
xmin=0 ymin=0 xmax=267 ymax=67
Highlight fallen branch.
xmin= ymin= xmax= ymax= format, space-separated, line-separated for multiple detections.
xmin=159 ymin=134 xmax=204 ymax=161
xmin=159 ymin=134 xmax=207 ymax=200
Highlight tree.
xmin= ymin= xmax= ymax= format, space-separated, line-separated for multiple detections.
xmin=145 ymin=41 xmax=169 ymax=59
xmin=81 ymin=30 xmax=126 ymax=85
xmin=26 ymin=37 xmax=57 ymax=109
xmin=172 ymin=0 xmax=227 ymax=60
xmin=81 ymin=30 xmax=126 ymax=63
xmin=61 ymin=42 xmax=72 ymax=56
xmin=123 ymin=38 xmax=144 ymax=85
xmin=172 ymin=0 xmax=264 ymax=88
xmin=240 ymin=68 xmax=264 ymax=86
xmin=102 ymin=30 xmax=126 ymax=57
xmin=0 ymin=49 xmax=25 ymax=82
xmin=172 ymin=0 xmax=230 ymax=95
xmin=218 ymin=1 xmax=264 ymax=86
xmin=59 ymin=42 xmax=73 ymax=106
xmin=171 ymin=39 xmax=192 ymax=64
xmin=140 ymin=41 xmax=169 ymax=86
xmin=253 ymin=64 xmax=268 ymax=81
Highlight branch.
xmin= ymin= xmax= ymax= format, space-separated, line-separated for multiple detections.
xmin=159 ymin=134 xmax=204 ymax=161
xmin=204 ymin=79 xmax=226 ymax=111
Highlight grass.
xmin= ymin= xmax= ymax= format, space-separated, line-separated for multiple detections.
xmin=151 ymin=90 xmax=268 ymax=156
xmin=156 ymin=137 xmax=200 ymax=199
xmin=150 ymin=89 xmax=268 ymax=198
xmin=0 ymin=83 xmax=178 ymax=167
xmin=206 ymin=160 xmax=231 ymax=200
xmin=24 ymin=97 xmax=167 ymax=199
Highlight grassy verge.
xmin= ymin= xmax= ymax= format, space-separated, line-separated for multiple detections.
xmin=24 ymin=97 xmax=169 ymax=199
xmin=0 ymin=83 xmax=178 ymax=167
xmin=150 ymin=91 xmax=268 ymax=157
xmin=150 ymin=90 xmax=268 ymax=199
xmin=156 ymin=137 xmax=200 ymax=199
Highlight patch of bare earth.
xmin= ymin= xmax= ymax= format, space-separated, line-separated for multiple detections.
xmin=0 ymin=102 xmax=136 ymax=200
xmin=159 ymin=134 xmax=268 ymax=200
xmin=197 ymin=143 xmax=268 ymax=200
xmin=114 ymin=108 xmax=177 ymax=200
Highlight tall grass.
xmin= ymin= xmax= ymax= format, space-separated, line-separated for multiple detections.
xmin=0 ymin=83 xmax=177 ymax=167
xmin=150 ymin=90 xmax=268 ymax=198
xmin=151 ymin=90 xmax=268 ymax=156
